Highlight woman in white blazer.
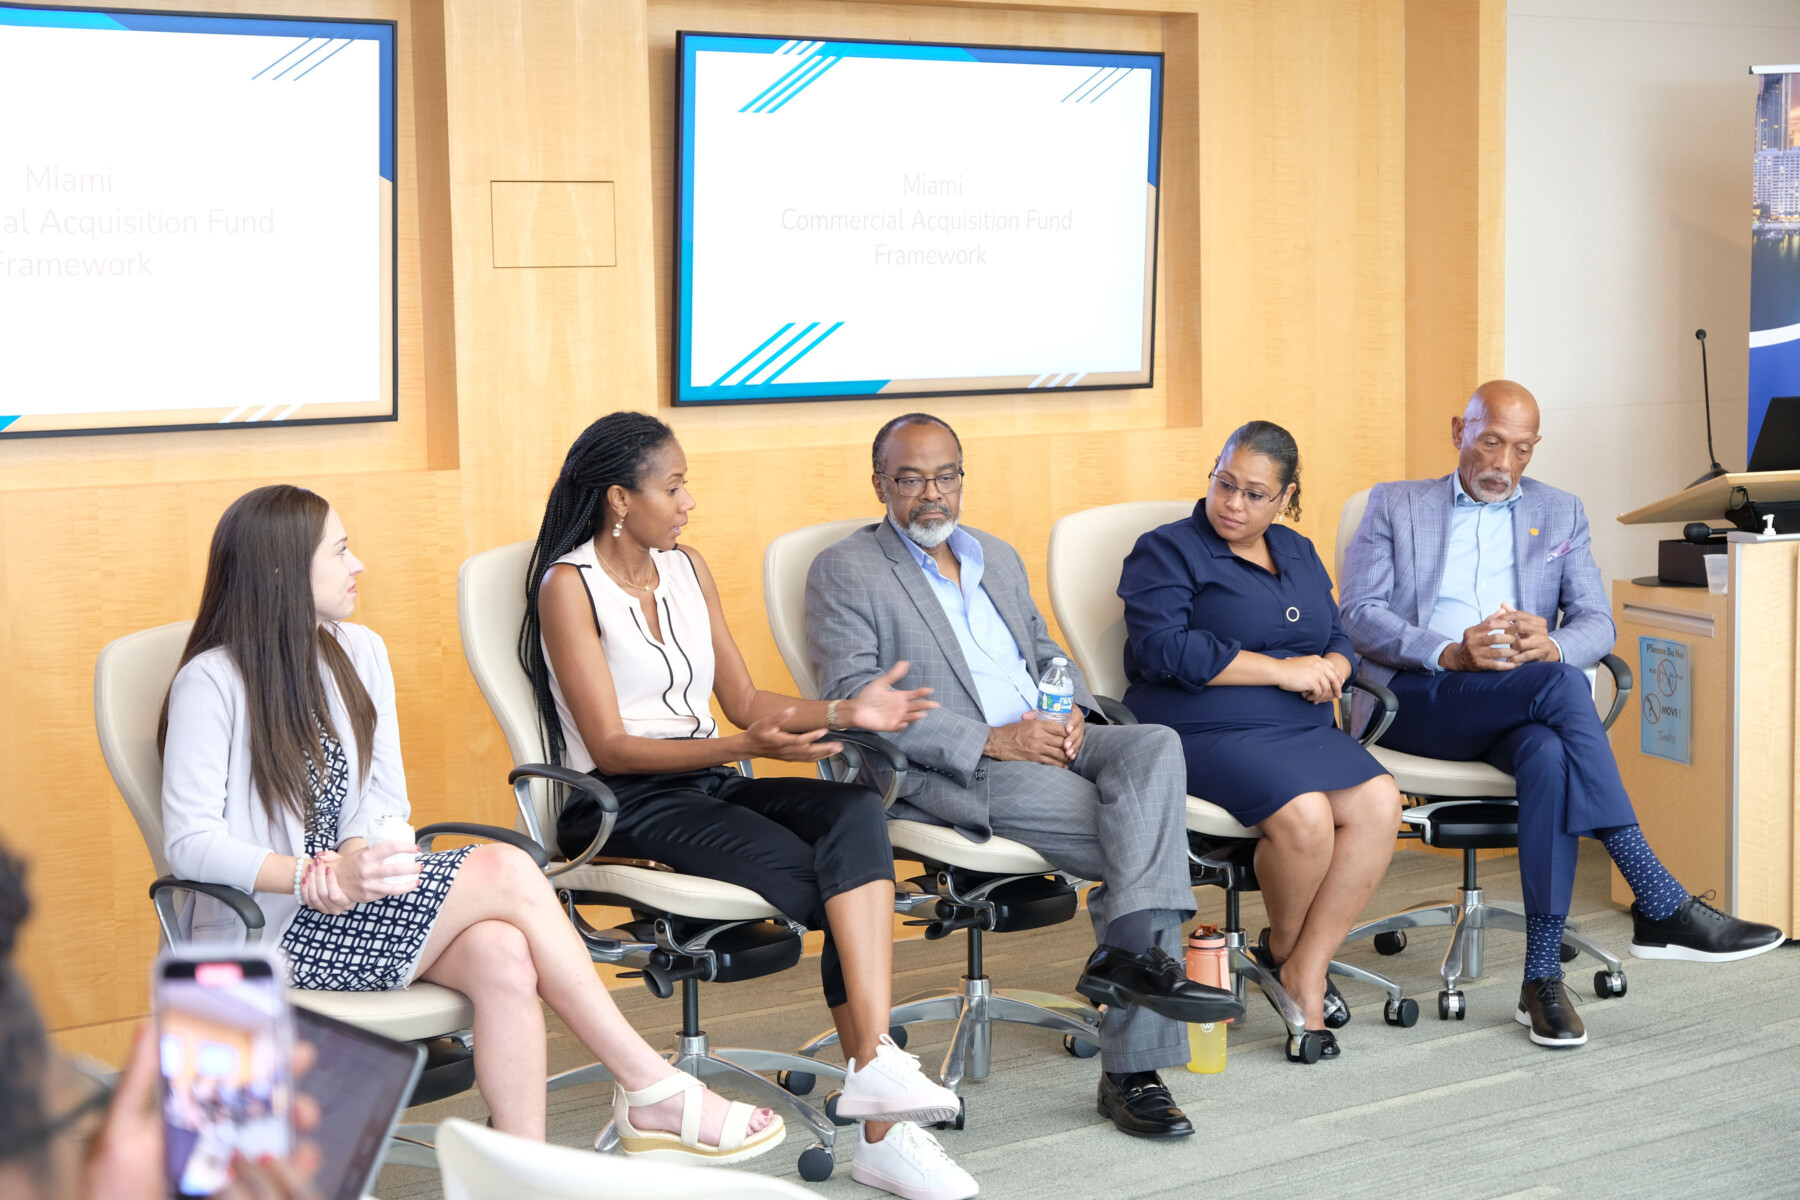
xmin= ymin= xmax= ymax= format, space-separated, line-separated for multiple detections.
xmin=159 ymin=484 xmax=783 ymax=1162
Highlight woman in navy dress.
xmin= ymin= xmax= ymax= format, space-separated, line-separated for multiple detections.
xmin=1118 ymin=421 xmax=1402 ymax=1050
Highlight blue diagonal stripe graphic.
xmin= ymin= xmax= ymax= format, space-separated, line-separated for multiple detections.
xmin=1060 ymin=66 xmax=1105 ymax=102
xmin=756 ymin=55 xmax=834 ymax=112
xmin=711 ymin=324 xmax=795 ymax=386
xmin=273 ymin=38 xmax=332 ymax=80
xmin=740 ymin=323 xmax=819 ymax=383
xmin=1071 ymin=67 xmax=1121 ymax=103
xmin=252 ymin=37 xmax=312 ymax=80
xmin=740 ymin=56 xmax=817 ymax=112
xmin=767 ymin=58 xmax=841 ymax=112
xmin=1088 ymin=67 xmax=1132 ymax=102
xmin=293 ymin=38 xmax=352 ymax=80
xmin=764 ymin=321 xmax=844 ymax=383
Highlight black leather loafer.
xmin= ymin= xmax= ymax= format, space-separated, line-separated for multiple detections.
xmin=1096 ymin=1071 xmax=1194 ymax=1139
xmin=1256 ymin=929 xmax=1350 ymax=1028
xmin=1515 ymin=976 xmax=1586 ymax=1047
xmin=1076 ymin=945 xmax=1244 ymax=1024
xmin=1630 ymin=893 xmax=1786 ymax=963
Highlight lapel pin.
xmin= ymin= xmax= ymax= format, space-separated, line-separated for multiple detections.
xmin=1529 ymin=528 xmax=1539 ymax=536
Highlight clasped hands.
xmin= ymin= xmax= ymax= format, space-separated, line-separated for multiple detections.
xmin=1272 ymin=654 xmax=1350 ymax=704
xmin=1438 ymin=603 xmax=1561 ymax=672
xmin=983 ymin=704 xmax=1086 ymax=767
xmin=298 ymin=840 xmax=421 ymax=914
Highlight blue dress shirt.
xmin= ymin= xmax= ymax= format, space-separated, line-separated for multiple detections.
xmin=889 ymin=517 xmax=1040 ymax=725
xmin=1426 ymin=473 xmax=1561 ymax=668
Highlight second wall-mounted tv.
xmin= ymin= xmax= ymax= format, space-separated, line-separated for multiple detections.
xmin=674 ymin=32 xmax=1163 ymax=406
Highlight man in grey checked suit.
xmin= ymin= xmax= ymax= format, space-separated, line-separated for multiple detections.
xmin=1340 ymin=380 xmax=1782 ymax=1049
xmin=805 ymin=413 xmax=1239 ymax=1140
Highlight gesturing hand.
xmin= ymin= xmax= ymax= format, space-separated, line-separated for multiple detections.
xmin=983 ymin=711 xmax=1070 ymax=767
xmin=1277 ymin=655 xmax=1343 ymax=703
xmin=843 ymin=661 xmax=939 ymax=731
xmin=1441 ymin=611 xmax=1517 ymax=672
xmin=1498 ymin=603 xmax=1561 ymax=664
xmin=740 ymin=708 xmax=842 ymax=762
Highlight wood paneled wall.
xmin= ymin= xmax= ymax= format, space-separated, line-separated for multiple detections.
xmin=0 ymin=0 xmax=1487 ymax=1064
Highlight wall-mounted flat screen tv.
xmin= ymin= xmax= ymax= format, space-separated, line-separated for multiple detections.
xmin=0 ymin=3 xmax=395 ymax=438
xmin=673 ymin=32 xmax=1163 ymax=406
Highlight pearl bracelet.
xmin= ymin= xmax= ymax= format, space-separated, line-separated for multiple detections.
xmin=292 ymin=856 xmax=306 ymax=905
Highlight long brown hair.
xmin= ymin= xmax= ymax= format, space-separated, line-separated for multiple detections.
xmin=158 ymin=485 xmax=376 ymax=825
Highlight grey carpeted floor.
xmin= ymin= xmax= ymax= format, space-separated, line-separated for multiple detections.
xmin=375 ymin=843 xmax=1800 ymax=1200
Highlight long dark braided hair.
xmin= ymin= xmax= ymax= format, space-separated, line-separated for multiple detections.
xmin=520 ymin=411 xmax=677 ymax=766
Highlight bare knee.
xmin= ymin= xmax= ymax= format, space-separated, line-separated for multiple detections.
xmin=460 ymin=843 xmax=552 ymax=907
xmin=1262 ymin=794 xmax=1334 ymax=857
xmin=1343 ymin=776 xmax=1403 ymax=830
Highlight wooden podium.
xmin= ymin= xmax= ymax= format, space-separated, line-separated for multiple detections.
xmin=1611 ymin=472 xmax=1800 ymax=936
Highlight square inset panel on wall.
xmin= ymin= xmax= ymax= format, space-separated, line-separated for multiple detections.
xmin=491 ymin=181 xmax=617 ymax=268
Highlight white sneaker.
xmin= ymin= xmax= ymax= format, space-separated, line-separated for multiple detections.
xmin=851 ymin=1121 xmax=978 ymax=1200
xmin=838 ymin=1034 xmax=961 ymax=1123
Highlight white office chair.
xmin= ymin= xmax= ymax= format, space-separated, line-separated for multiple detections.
xmin=434 ymin=1116 xmax=815 ymax=1200
xmin=763 ymin=519 xmax=1104 ymax=1102
xmin=458 ymin=541 xmax=873 ymax=1181
xmin=1332 ymin=488 xmax=1632 ymax=1016
xmin=95 ymin=621 xmax=499 ymax=1170
xmin=1046 ymin=502 xmax=1416 ymax=1063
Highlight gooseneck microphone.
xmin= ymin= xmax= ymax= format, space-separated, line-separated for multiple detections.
xmin=1690 ymin=328 xmax=1727 ymax=487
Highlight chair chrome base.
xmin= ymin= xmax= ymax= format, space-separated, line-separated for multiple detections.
xmin=1345 ymin=885 xmax=1625 ymax=992
xmin=799 ymin=973 xmax=1103 ymax=1092
xmin=1222 ymin=928 xmax=1408 ymax=1035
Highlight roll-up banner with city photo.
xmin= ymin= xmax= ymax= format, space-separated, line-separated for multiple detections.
xmin=1752 ymin=68 xmax=1800 ymax=459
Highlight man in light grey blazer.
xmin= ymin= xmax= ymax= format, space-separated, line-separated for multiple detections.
xmin=806 ymin=414 xmax=1239 ymax=1140
xmin=1340 ymin=380 xmax=1783 ymax=1049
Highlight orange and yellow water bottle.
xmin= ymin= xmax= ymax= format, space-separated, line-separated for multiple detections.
xmin=1185 ymin=924 xmax=1229 ymax=1073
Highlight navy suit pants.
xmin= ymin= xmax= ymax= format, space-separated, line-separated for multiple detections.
xmin=1381 ymin=662 xmax=1639 ymax=916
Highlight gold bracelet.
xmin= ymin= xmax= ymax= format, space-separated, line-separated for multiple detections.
xmin=826 ymin=699 xmax=844 ymax=731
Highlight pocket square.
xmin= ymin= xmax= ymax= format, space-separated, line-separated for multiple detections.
xmin=1545 ymin=539 xmax=1573 ymax=563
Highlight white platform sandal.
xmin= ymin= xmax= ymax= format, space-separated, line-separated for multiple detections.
xmin=613 ymin=1069 xmax=786 ymax=1164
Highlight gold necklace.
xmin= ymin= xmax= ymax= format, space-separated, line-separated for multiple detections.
xmin=597 ymin=550 xmax=658 ymax=594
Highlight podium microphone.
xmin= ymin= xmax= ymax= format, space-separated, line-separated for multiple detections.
xmin=1690 ymin=328 xmax=1727 ymax=488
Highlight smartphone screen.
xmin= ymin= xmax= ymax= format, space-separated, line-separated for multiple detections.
xmin=155 ymin=951 xmax=294 ymax=1198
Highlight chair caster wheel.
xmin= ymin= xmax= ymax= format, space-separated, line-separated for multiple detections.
xmin=823 ymin=1090 xmax=854 ymax=1126
xmin=930 ymin=1098 xmax=966 ymax=1131
xmin=777 ymin=1070 xmax=815 ymax=1097
xmin=1437 ymin=990 xmax=1465 ymax=1020
xmin=1594 ymin=970 xmax=1627 ymax=998
xmin=887 ymin=1025 xmax=908 ymax=1050
xmin=1560 ymin=942 xmax=1580 ymax=963
xmin=1063 ymin=1034 xmax=1100 ymax=1058
xmin=1384 ymin=996 xmax=1419 ymax=1028
xmin=1373 ymin=931 xmax=1407 ymax=956
xmin=797 ymin=1144 xmax=835 ymax=1182
xmin=1285 ymin=1031 xmax=1325 ymax=1064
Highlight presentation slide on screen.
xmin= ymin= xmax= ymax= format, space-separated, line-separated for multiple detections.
xmin=0 ymin=6 xmax=393 ymax=437
xmin=676 ymin=35 xmax=1162 ymax=405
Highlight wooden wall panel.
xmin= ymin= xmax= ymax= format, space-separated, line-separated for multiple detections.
xmin=4 ymin=0 xmax=1436 ymax=1063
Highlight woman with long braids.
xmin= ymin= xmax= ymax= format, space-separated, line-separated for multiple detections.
xmin=524 ymin=412 xmax=980 ymax=1200
xmin=160 ymin=484 xmax=786 ymax=1162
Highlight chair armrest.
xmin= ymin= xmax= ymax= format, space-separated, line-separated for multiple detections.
xmin=506 ymin=764 xmax=621 ymax=878
xmin=1344 ymin=674 xmax=1398 ymax=746
xmin=1597 ymin=652 xmax=1633 ymax=732
xmin=415 ymin=822 xmax=550 ymax=869
xmin=830 ymin=731 xmax=909 ymax=811
xmin=148 ymin=876 xmax=265 ymax=945
xmin=1089 ymin=696 xmax=1138 ymax=726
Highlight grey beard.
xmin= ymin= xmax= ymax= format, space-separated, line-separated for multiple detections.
xmin=906 ymin=515 xmax=958 ymax=548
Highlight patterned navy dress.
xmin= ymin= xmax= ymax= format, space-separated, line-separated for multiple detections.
xmin=279 ymin=729 xmax=474 ymax=992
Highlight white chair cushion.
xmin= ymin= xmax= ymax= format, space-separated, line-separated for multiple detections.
xmin=554 ymin=864 xmax=783 ymax=921
xmin=1186 ymin=796 xmax=1260 ymax=839
xmin=887 ymin=820 xmax=1059 ymax=875
xmin=1370 ymin=746 xmax=1517 ymax=798
xmin=289 ymin=981 xmax=474 ymax=1043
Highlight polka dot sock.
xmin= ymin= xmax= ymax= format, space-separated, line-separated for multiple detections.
xmin=1596 ymin=824 xmax=1686 ymax=920
xmin=1523 ymin=913 xmax=1567 ymax=983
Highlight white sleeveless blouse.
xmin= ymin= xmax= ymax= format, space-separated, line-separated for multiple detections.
xmin=544 ymin=539 xmax=719 ymax=772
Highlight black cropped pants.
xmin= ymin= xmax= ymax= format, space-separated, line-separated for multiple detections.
xmin=558 ymin=768 xmax=893 ymax=1008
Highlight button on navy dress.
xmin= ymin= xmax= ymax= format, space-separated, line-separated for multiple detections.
xmin=1119 ymin=501 xmax=1386 ymax=826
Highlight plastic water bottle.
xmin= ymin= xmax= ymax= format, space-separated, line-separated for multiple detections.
xmin=1036 ymin=657 xmax=1075 ymax=726
xmin=1185 ymin=925 xmax=1229 ymax=1073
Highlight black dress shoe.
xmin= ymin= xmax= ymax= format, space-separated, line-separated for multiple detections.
xmin=1095 ymin=1071 xmax=1194 ymax=1139
xmin=1515 ymin=976 xmax=1586 ymax=1047
xmin=1630 ymin=893 xmax=1786 ymax=962
xmin=1256 ymin=928 xmax=1350 ymax=1028
xmin=1077 ymin=945 xmax=1245 ymax=1023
